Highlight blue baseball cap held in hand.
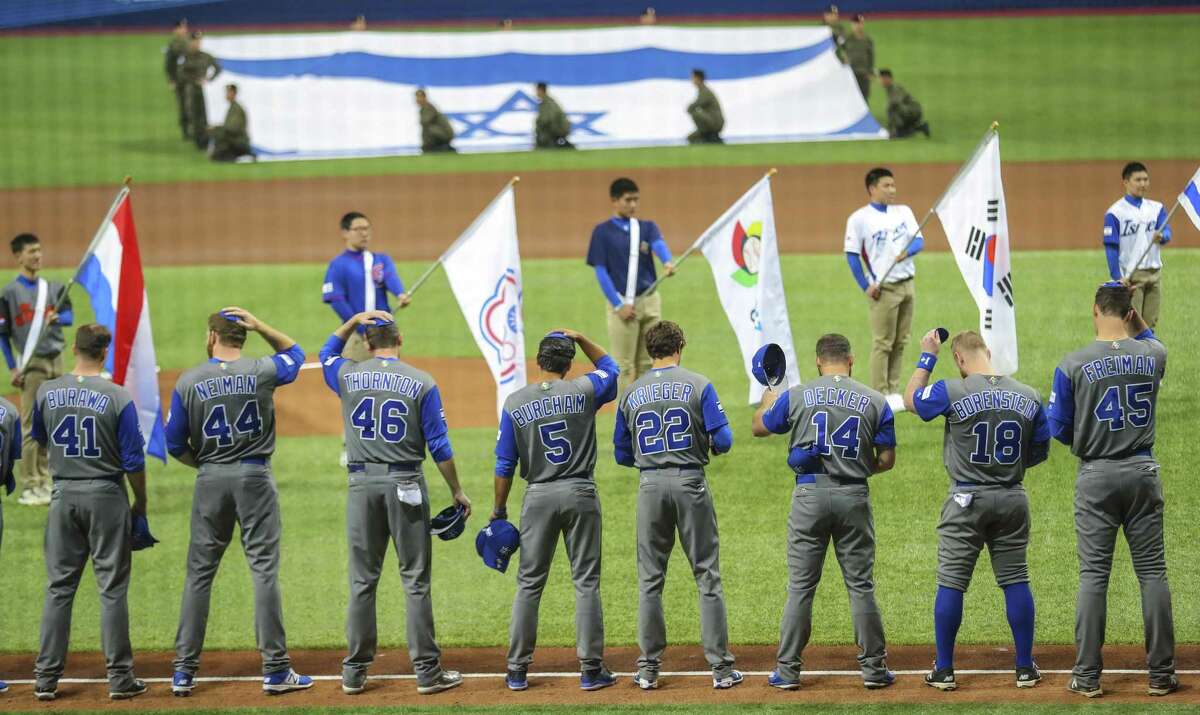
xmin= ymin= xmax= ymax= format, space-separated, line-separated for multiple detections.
xmin=751 ymin=343 xmax=786 ymax=388
xmin=430 ymin=504 xmax=467 ymax=541
xmin=476 ymin=520 xmax=520 ymax=572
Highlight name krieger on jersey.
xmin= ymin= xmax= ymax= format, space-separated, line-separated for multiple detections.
xmin=950 ymin=389 xmax=1039 ymax=421
xmin=510 ymin=393 xmax=587 ymax=428
xmin=193 ymin=373 xmax=258 ymax=401
xmin=801 ymin=385 xmax=872 ymax=414
xmin=45 ymin=387 xmax=111 ymax=413
xmin=341 ymin=370 xmax=424 ymax=398
xmin=1080 ymin=354 xmax=1157 ymax=384
xmin=624 ymin=381 xmax=694 ymax=410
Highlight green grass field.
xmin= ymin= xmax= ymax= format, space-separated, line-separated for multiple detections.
xmin=2 ymin=250 xmax=1197 ymax=654
xmin=0 ymin=14 xmax=1198 ymax=189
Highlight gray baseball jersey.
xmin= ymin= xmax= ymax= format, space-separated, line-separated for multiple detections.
xmin=167 ymin=346 xmax=304 ymax=464
xmin=33 ymin=375 xmax=145 ymax=478
xmin=615 ymin=365 xmax=728 ymax=469
xmin=761 ymin=374 xmax=895 ymax=479
xmin=495 ymin=355 xmax=619 ymax=482
xmin=0 ymin=396 xmax=19 ymax=493
xmin=0 ymin=277 xmax=71 ymax=357
xmin=913 ymin=374 xmax=1051 ymax=485
xmin=1049 ymin=334 xmax=1166 ymax=459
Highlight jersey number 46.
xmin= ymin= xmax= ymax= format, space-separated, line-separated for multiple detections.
xmin=351 ymin=396 xmax=409 ymax=443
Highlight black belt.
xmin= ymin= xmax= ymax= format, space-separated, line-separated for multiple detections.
xmin=348 ymin=461 xmax=422 ymax=473
xmin=954 ymin=480 xmax=1021 ymax=488
xmin=53 ymin=474 xmax=123 ymax=483
xmin=795 ymin=474 xmax=867 ymax=486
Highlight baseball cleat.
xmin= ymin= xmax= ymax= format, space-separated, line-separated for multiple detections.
xmin=925 ymin=665 xmax=956 ymax=691
xmin=1148 ymin=675 xmax=1179 ymax=696
xmin=341 ymin=671 xmax=366 ymax=695
xmin=580 ymin=670 xmax=618 ymax=691
xmin=864 ymin=671 xmax=896 ymax=689
xmin=505 ymin=669 xmax=528 ymax=691
xmin=1016 ymin=664 xmax=1042 ymax=688
xmin=110 ymin=680 xmax=148 ymax=700
xmin=1068 ymin=678 xmax=1102 ymax=698
xmin=262 ymin=669 xmax=313 ymax=694
xmin=768 ymin=671 xmax=800 ymax=690
xmin=172 ymin=671 xmax=195 ymax=697
xmin=713 ymin=670 xmax=744 ymax=690
xmin=417 ymin=670 xmax=463 ymax=695
xmin=34 ymin=687 xmax=57 ymax=702
xmin=633 ymin=673 xmax=658 ymax=690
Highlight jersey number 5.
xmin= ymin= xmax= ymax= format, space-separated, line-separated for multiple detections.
xmin=351 ymin=396 xmax=409 ymax=443
xmin=203 ymin=401 xmax=263 ymax=447
xmin=539 ymin=420 xmax=573 ymax=465
xmin=52 ymin=415 xmax=102 ymax=458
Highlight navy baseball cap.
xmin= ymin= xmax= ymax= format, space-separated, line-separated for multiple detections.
xmin=430 ymin=504 xmax=467 ymax=541
xmin=219 ymin=311 xmax=239 ymax=322
xmin=476 ymin=520 xmax=520 ymax=572
xmin=751 ymin=343 xmax=786 ymax=388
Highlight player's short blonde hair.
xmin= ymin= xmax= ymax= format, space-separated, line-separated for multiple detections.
xmin=950 ymin=330 xmax=988 ymax=357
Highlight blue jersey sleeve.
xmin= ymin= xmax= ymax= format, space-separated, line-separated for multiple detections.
xmin=1104 ymin=244 xmax=1122 ymax=280
xmin=650 ymin=238 xmax=673 ymax=263
xmin=319 ymin=335 xmax=349 ymax=394
xmin=1026 ymin=402 xmax=1051 ymax=468
xmin=0 ymin=337 xmax=14 ymax=370
xmin=586 ymin=354 xmax=620 ymax=407
xmin=381 ymin=254 xmax=405 ymax=295
xmin=31 ymin=400 xmax=46 ymax=446
xmin=874 ymin=403 xmax=897 ymax=447
xmin=419 ymin=387 xmax=453 ymax=462
xmin=117 ymin=402 xmax=147 ymax=473
xmin=271 ymin=344 xmax=304 ymax=386
xmin=1102 ymin=212 xmax=1120 ymax=246
xmin=165 ymin=390 xmax=190 ymax=458
xmin=322 ymin=259 xmax=347 ymax=303
xmin=56 ymin=308 xmax=74 ymax=327
xmin=613 ymin=408 xmax=636 ymax=466
xmin=1134 ymin=328 xmax=1159 ymax=343
xmin=761 ymin=390 xmax=792 ymax=435
xmin=5 ymin=417 xmax=20 ymax=494
xmin=1157 ymin=206 xmax=1172 ymax=243
xmin=912 ymin=380 xmax=951 ymax=422
xmin=1046 ymin=367 xmax=1075 ymax=445
xmin=593 ymin=266 xmax=622 ymax=307
xmin=709 ymin=425 xmax=733 ymax=455
xmin=700 ymin=383 xmax=729 ymax=432
xmin=846 ymin=253 xmax=870 ymax=291
xmin=494 ymin=410 xmax=519 ymax=478
xmin=905 ymin=235 xmax=925 ymax=258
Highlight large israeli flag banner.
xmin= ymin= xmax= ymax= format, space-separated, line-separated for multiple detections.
xmin=203 ymin=26 xmax=884 ymax=160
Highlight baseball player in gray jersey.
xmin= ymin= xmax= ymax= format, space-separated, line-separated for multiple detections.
xmin=613 ymin=321 xmax=740 ymax=690
xmin=493 ymin=330 xmax=620 ymax=692
xmin=905 ymin=329 xmax=1051 ymax=691
xmin=164 ymin=308 xmax=313 ymax=696
xmin=319 ymin=310 xmax=470 ymax=696
xmin=1047 ymin=283 xmax=1175 ymax=698
xmin=0 ymin=394 xmax=20 ymax=696
xmin=753 ymin=334 xmax=896 ymax=690
xmin=31 ymin=325 xmax=149 ymax=701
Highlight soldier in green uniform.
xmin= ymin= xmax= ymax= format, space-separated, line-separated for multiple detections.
xmin=842 ymin=15 xmax=875 ymax=101
xmin=209 ymin=84 xmax=252 ymax=162
xmin=879 ymin=69 xmax=930 ymax=139
xmin=414 ymin=89 xmax=456 ymax=153
xmin=534 ymin=82 xmax=573 ymax=149
xmin=823 ymin=5 xmax=847 ymax=61
xmin=164 ymin=19 xmax=190 ymax=139
xmin=686 ymin=69 xmax=724 ymax=144
xmin=178 ymin=31 xmax=222 ymax=151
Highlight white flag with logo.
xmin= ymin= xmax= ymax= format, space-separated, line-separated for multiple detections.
xmin=934 ymin=131 xmax=1018 ymax=374
xmin=440 ymin=184 xmax=526 ymax=416
xmin=697 ymin=175 xmax=801 ymax=402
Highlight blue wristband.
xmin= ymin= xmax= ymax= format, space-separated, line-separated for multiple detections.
xmin=917 ymin=352 xmax=938 ymax=370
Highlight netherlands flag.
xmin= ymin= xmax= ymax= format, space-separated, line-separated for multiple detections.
xmin=76 ymin=193 xmax=167 ymax=460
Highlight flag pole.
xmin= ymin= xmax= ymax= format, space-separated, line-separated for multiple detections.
xmin=404 ymin=176 xmax=520 ymax=300
xmin=55 ymin=176 xmax=133 ymax=311
xmin=647 ymin=167 xmax=777 ymax=294
xmin=1124 ymin=198 xmax=1181 ymax=279
xmin=875 ymin=122 xmax=999 ymax=286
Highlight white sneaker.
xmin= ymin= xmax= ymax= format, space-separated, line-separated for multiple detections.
xmin=885 ymin=394 xmax=906 ymax=412
xmin=18 ymin=488 xmax=50 ymax=506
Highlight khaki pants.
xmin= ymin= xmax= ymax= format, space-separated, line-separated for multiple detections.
xmin=343 ymin=332 xmax=373 ymax=362
xmin=1129 ymin=268 xmax=1162 ymax=329
xmin=606 ymin=292 xmax=662 ymax=395
xmin=21 ymin=353 xmax=63 ymax=493
xmin=867 ymin=279 xmax=914 ymax=395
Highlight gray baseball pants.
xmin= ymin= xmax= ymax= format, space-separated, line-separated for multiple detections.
xmin=342 ymin=469 xmax=443 ymax=688
xmin=173 ymin=463 xmax=290 ymax=676
xmin=1072 ymin=456 xmax=1175 ymax=687
xmin=936 ymin=484 xmax=1031 ymax=591
xmin=636 ymin=468 xmax=734 ymax=679
xmin=508 ymin=478 xmax=605 ymax=673
xmin=776 ymin=477 xmax=888 ymax=682
xmin=35 ymin=478 xmax=138 ymax=692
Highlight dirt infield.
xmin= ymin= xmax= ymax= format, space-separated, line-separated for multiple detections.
xmin=2 ymin=160 xmax=1197 ymax=267
xmin=0 ymin=644 xmax=1194 ymax=710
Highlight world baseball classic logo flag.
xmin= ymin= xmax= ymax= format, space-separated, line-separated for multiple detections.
xmin=439 ymin=184 xmax=526 ymax=416
xmin=934 ymin=131 xmax=1019 ymax=374
xmin=76 ymin=192 xmax=167 ymax=460
xmin=697 ymin=175 xmax=801 ymax=403
xmin=202 ymin=26 xmax=882 ymax=160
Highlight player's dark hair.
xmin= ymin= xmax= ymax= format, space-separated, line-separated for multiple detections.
xmin=537 ymin=334 xmax=576 ymax=376
xmin=878 ymin=69 xmax=893 ymax=78
xmin=415 ymin=87 xmax=427 ymax=98
xmin=950 ymin=330 xmax=989 ymax=356
xmin=340 ymin=212 xmax=369 ymax=231
xmin=10 ymin=233 xmax=39 ymax=255
xmin=208 ymin=312 xmax=247 ymax=348
xmin=1094 ymin=283 xmax=1133 ymax=318
xmin=1122 ymin=161 xmax=1148 ymax=180
xmin=815 ymin=333 xmax=852 ymax=363
xmin=365 ymin=322 xmax=400 ymax=350
xmin=174 ymin=18 xmax=188 ymax=28
xmin=75 ymin=324 xmax=112 ymax=361
xmin=226 ymin=83 xmax=238 ymax=93
xmin=645 ymin=321 xmax=686 ymax=359
xmin=535 ymin=81 xmax=547 ymax=92
xmin=692 ymin=68 xmax=706 ymax=81
xmin=609 ymin=177 xmax=639 ymax=200
xmin=865 ymin=166 xmax=893 ymax=190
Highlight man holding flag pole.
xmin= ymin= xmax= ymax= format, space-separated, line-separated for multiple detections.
xmin=1103 ymin=162 xmax=1182 ymax=329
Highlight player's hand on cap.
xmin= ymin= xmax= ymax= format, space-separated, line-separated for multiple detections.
xmin=452 ymin=489 xmax=472 ymax=519
xmin=920 ymin=328 xmax=943 ymax=353
xmin=220 ymin=306 xmax=260 ymax=331
xmin=553 ymin=328 xmax=582 ymax=342
xmin=356 ymin=309 xmax=394 ymax=326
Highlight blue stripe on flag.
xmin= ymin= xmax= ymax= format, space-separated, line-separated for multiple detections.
xmin=77 ymin=254 xmax=116 ymax=374
xmin=147 ymin=407 xmax=167 ymax=461
xmin=1184 ymin=180 xmax=1200 ymax=217
xmin=219 ymin=39 xmax=833 ymax=86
